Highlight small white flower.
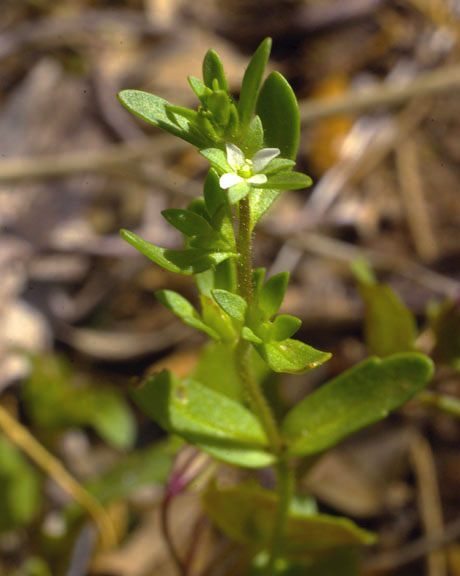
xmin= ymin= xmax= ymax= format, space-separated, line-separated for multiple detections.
xmin=219 ymin=143 xmax=280 ymax=190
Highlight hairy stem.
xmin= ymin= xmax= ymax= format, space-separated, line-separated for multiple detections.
xmin=237 ymin=195 xmax=254 ymax=304
xmin=267 ymin=460 xmax=293 ymax=574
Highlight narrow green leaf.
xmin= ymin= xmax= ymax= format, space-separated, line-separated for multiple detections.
xmin=202 ymin=482 xmax=375 ymax=561
xmin=256 ymin=72 xmax=300 ymax=160
xmin=89 ymin=390 xmax=137 ymax=450
xmin=228 ymin=182 xmax=250 ymax=204
xmin=188 ymin=75 xmax=211 ymax=102
xmin=162 ymin=209 xmax=214 ymax=237
xmin=282 ymin=353 xmax=434 ymax=456
xmin=201 ymin=295 xmax=238 ymax=343
xmin=203 ymin=49 xmax=229 ymax=91
xmin=192 ymin=342 xmax=243 ymax=400
xmin=212 ymin=289 xmax=247 ymax=322
xmin=256 ymin=339 xmax=331 ymax=374
xmin=200 ymin=148 xmax=232 ymax=175
xmin=165 ymin=104 xmax=198 ymax=123
xmin=271 ymin=315 xmax=302 ymax=341
xmin=238 ymin=38 xmax=272 ymax=132
xmin=121 ymin=229 xmax=235 ymax=275
xmin=250 ymin=188 xmax=281 ymax=229
xmin=419 ymin=391 xmax=460 ymax=419
xmin=204 ymin=168 xmax=227 ymax=217
xmin=259 ymin=272 xmax=289 ymax=319
xmin=263 ymin=158 xmax=296 ymax=176
xmin=242 ymin=115 xmax=264 ymax=158
xmin=132 ymin=371 xmax=275 ymax=468
xmin=259 ymin=171 xmax=313 ymax=190
xmin=428 ymin=300 xmax=460 ymax=371
xmin=155 ymin=290 xmax=219 ymax=340
xmin=242 ymin=326 xmax=263 ymax=344
xmin=118 ymin=90 xmax=207 ymax=148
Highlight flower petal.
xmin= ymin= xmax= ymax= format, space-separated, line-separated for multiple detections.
xmin=226 ymin=143 xmax=245 ymax=171
xmin=247 ymin=174 xmax=267 ymax=186
xmin=220 ymin=173 xmax=244 ymax=189
xmin=252 ymin=148 xmax=280 ymax=173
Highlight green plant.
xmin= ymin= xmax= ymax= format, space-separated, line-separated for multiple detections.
xmin=119 ymin=39 xmax=434 ymax=575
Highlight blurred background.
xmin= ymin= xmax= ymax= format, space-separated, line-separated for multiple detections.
xmin=1 ymin=0 xmax=460 ymax=575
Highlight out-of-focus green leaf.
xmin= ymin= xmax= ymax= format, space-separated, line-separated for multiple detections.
xmin=238 ymin=38 xmax=272 ymax=133
xmin=202 ymin=482 xmax=375 ymax=561
xmin=203 ymin=49 xmax=229 ymax=91
xmin=282 ymin=353 xmax=434 ymax=456
xmin=204 ymin=169 xmax=227 ymax=217
xmin=429 ymin=300 xmax=460 ymax=371
xmin=24 ymin=355 xmax=136 ymax=450
xmin=118 ymin=90 xmax=207 ymax=148
xmin=121 ymin=229 xmax=235 ymax=275
xmin=212 ymin=289 xmax=247 ymax=322
xmin=256 ymin=72 xmax=300 ymax=160
xmin=0 ymin=435 xmax=41 ymax=532
xmin=132 ymin=371 xmax=275 ymax=468
xmin=354 ymin=264 xmax=417 ymax=356
xmin=256 ymin=339 xmax=331 ymax=375
xmin=419 ymin=391 xmax=460 ymax=419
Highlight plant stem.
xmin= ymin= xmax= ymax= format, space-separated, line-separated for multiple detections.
xmin=236 ymin=195 xmax=281 ymax=453
xmin=237 ymin=195 xmax=254 ymax=304
xmin=267 ymin=460 xmax=293 ymax=574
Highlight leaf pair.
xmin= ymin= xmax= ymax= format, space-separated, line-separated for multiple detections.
xmin=202 ymin=481 xmax=375 ymax=562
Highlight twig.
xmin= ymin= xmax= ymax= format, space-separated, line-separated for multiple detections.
xmin=364 ymin=516 xmax=460 ymax=573
xmin=0 ymin=405 xmax=117 ymax=550
xmin=410 ymin=433 xmax=447 ymax=576
xmin=396 ymin=138 xmax=438 ymax=262
xmin=300 ymin=64 xmax=460 ymax=123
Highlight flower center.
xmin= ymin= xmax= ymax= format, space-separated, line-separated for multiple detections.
xmin=237 ymin=159 xmax=253 ymax=179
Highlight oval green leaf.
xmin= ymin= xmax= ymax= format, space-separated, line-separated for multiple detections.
xmin=281 ymin=353 xmax=434 ymax=456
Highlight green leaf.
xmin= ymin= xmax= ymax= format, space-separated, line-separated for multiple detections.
xmin=242 ymin=115 xmax=264 ymax=158
xmin=259 ymin=272 xmax=289 ymax=319
xmin=429 ymin=300 xmax=460 ymax=371
xmin=204 ymin=168 xmax=227 ymax=217
xmin=252 ymin=268 xmax=266 ymax=297
xmin=162 ymin=209 xmax=214 ymax=237
xmin=263 ymin=158 xmax=296 ymax=176
xmin=201 ymin=295 xmax=238 ymax=342
xmin=238 ymin=38 xmax=272 ymax=132
xmin=166 ymin=104 xmax=198 ymax=123
xmin=271 ymin=315 xmax=302 ymax=341
xmin=0 ymin=436 xmax=41 ymax=532
xmin=202 ymin=482 xmax=375 ymax=561
xmin=419 ymin=391 xmax=460 ymax=419
xmin=229 ymin=182 xmax=250 ymax=204
xmin=88 ymin=390 xmax=137 ymax=450
xmin=156 ymin=290 xmax=219 ymax=339
xmin=256 ymin=339 xmax=331 ymax=374
xmin=260 ymin=171 xmax=313 ymax=191
xmin=250 ymin=188 xmax=281 ymax=229
xmin=132 ymin=371 xmax=275 ymax=468
xmin=200 ymin=148 xmax=232 ymax=174
xmin=193 ymin=342 xmax=242 ymax=400
xmin=281 ymin=353 xmax=434 ymax=456
xmin=212 ymin=289 xmax=247 ymax=322
xmin=118 ymin=90 xmax=207 ymax=148
xmin=242 ymin=326 xmax=263 ymax=344
xmin=256 ymin=72 xmax=300 ymax=160
xmin=203 ymin=49 xmax=229 ymax=91
xmin=357 ymin=279 xmax=417 ymax=357
xmin=121 ymin=229 xmax=235 ymax=275
xmin=188 ymin=75 xmax=211 ymax=103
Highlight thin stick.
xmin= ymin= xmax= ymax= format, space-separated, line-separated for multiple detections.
xmin=0 ymin=404 xmax=117 ymax=550
xmin=410 ymin=433 xmax=447 ymax=576
xmin=300 ymin=64 xmax=460 ymax=123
